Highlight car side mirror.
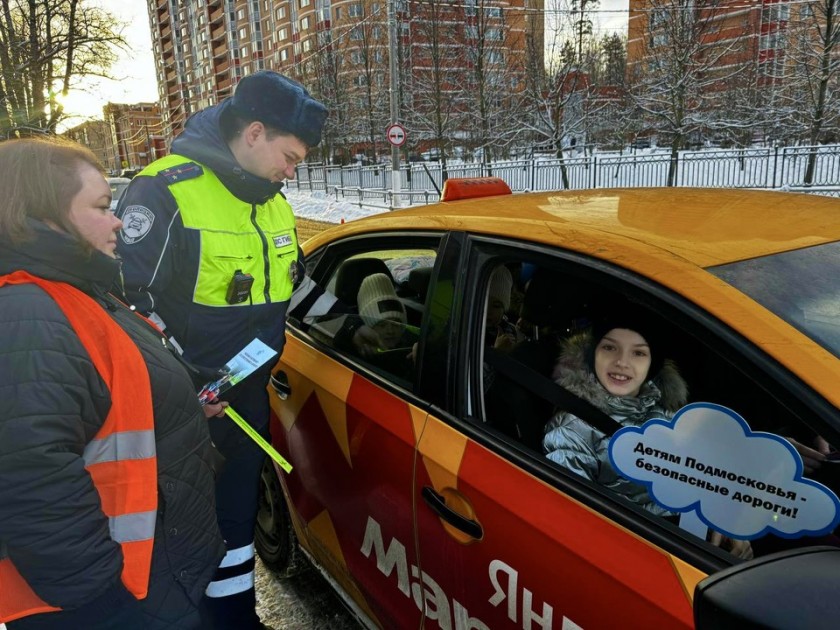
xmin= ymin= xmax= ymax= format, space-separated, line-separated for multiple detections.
xmin=694 ymin=546 xmax=840 ymax=629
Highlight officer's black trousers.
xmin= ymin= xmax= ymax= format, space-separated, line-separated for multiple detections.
xmin=202 ymin=378 xmax=270 ymax=630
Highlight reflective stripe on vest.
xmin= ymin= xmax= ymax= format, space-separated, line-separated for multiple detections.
xmin=0 ymin=271 xmax=156 ymax=624
xmin=142 ymin=154 xmax=298 ymax=307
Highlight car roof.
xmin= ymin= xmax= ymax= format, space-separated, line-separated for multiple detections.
xmin=308 ymin=188 xmax=840 ymax=406
xmin=352 ymin=188 xmax=840 ymax=268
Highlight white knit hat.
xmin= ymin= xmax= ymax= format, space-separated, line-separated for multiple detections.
xmin=488 ymin=266 xmax=512 ymax=311
xmin=358 ymin=273 xmax=407 ymax=327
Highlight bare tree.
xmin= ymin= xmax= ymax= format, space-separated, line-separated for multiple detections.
xmin=627 ymin=0 xmax=748 ymax=185
xmin=308 ymin=28 xmax=352 ymax=163
xmin=0 ymin=0 xmax=126 ymax=136
xmin=339 ymin=5 xmax=389 ymax=162
xmin=587 ymin=33 xmax=635 ymax=151
xmin=780 ymin=0 xmax=840 ymax=182
xmin=572 ymin=0 xmax=598 ymax=64
xmin=519 ymin=0 xmax=595 ymax=187
xmin=459 ymin=0 xmax=529 ymax=166
xmin=404 ymin=0 xmax=464 ymax=174
xmin=712 ymin=55 xmax=783 ymax=148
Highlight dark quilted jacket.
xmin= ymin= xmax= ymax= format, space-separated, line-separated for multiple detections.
xmin=0 ymin=220 xmax=225 ymax=629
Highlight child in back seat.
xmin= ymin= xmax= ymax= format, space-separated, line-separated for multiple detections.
xmin=357 ymin=273 xmax=412 ymax=351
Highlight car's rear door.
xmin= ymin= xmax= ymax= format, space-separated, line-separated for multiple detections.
xmin=268 ymin=233 xmax=442 ymax=628
xmin=270 ymin=340 xmax=426 ymax=627
xmin=412 ymin=229 xmax=840 ymax=629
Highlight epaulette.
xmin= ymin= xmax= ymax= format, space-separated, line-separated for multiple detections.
xmin=158 ymin=162 xmax=203 ymax=185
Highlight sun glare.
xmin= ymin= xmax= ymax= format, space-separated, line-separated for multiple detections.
xmin=56 ymin=87 xmax=106 ymax=122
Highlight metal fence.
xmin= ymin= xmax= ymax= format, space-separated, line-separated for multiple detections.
xmin=290 ymin=144 xmax=840 ymax=207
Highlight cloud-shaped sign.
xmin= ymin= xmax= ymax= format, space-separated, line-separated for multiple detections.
xmin=609 ymin=402 xmax=840 ymax=540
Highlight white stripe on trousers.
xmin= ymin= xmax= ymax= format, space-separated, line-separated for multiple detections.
xmin=205 ymin=570 xmax=255 ymax=597
xmin=219 ymin=542 xmax=255 ymax=568
xmin=205 ymin=542 xmax=257 ymax=597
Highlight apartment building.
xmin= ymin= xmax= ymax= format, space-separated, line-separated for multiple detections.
xmin=147 ymin=0 xmax=543 ymax=148
xmin=103 ymin=102 xmax=166 ymax=171
xmin=628 ymin=1 xmax=811 ymax=88
xmin=63 ymin=120 xmax=119 ymax=172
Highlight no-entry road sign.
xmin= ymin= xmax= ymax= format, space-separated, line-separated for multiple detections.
xmin=386 ymin=123 xmax=407 ymax=147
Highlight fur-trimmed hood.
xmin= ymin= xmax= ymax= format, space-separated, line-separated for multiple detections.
xmin=553 ymin=331 xmax=688 ymax=415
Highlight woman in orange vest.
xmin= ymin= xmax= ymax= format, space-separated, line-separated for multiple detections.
xmin=0 ymin=137 xmax=226 ymax=629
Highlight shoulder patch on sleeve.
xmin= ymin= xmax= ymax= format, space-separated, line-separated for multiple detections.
xmin=158 ymin=162 xmax=203 ymax=185
xmin=120 ymin=205 xmax=155 ymax=244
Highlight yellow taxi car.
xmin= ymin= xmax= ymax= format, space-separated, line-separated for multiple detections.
xmin=256 ymin=183 xmax=840 ymax=629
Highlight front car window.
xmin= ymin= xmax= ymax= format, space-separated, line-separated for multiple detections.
xmin=708 ymin=242 xmax=840 ymax=358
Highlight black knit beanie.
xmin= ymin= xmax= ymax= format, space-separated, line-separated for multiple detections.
xmin=588 ymin=305 xmax=665 ymax=379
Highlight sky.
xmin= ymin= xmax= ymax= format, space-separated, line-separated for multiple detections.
xmin=59 ymin=0 xmax=629 ymax=126
xmin=594 ymin=0 xmax=630 ymax=37
xmin=59 ymin=0 xmax=158 ymax=129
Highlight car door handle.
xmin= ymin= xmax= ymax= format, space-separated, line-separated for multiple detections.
xmin=269 ymin=371 xmax=291 ymax=400
xmin=421 ymin=486 xmax=483 ymax=540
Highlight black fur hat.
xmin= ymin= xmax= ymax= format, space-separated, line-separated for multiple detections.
xmin=230 ymin=71 xmax=328 ymax=147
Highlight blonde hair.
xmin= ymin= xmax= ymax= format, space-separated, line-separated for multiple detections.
xmin=0 ymin=136 xmax=105 ymax=244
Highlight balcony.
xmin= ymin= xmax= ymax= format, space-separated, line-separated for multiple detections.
xmin=211 ymin=23 xmax=226 ymax=41
xmin=214 ymin=59 xmax=231 ymax=74
xmin=212 ymin=41 xmax=229 ymax=57
xmin=209 ymin=6 xmax=224 ymax=26
xmin=216 ymin=78 xmax=232 ymax=95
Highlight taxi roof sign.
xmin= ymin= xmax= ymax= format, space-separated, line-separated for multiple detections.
xmin=441 ymin=177 xmax=512 ymax=202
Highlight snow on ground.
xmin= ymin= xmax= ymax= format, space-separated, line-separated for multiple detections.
xmin=284 ymin=189 xmax=389 ymax=224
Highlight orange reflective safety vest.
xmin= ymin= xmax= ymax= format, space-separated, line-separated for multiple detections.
xmin=0 ymin=271 xmax=157 ymax=623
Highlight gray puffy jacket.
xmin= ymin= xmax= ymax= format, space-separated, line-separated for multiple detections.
xmin=543 ymin=331 xmax=688 ymax=515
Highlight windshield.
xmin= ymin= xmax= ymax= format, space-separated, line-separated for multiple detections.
xmin=708 ymin=242 xmax=840 ymax=359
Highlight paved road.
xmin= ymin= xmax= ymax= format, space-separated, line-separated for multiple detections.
xmin=0 ymin=560 xmax=358 ymax=630
xmin=255 ymin=556 xmax=360 ymax=629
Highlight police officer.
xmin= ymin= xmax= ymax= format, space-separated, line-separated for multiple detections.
xmin=116 ymin=71 xmax=336 ymax=630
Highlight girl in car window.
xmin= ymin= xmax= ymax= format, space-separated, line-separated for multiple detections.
xmin=542 ymin=308 xmax=687 ymax=517
xmin=542 ymin=307 xmax=753 ymax=558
